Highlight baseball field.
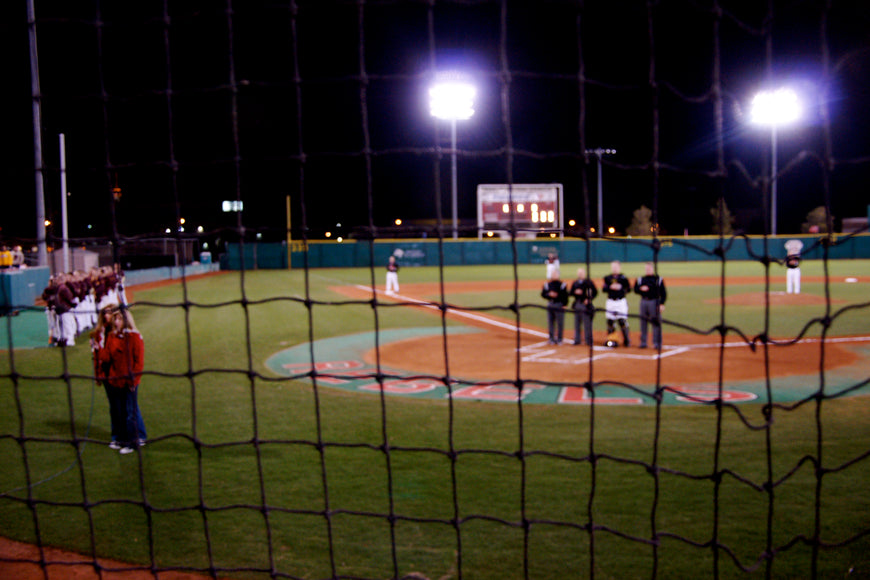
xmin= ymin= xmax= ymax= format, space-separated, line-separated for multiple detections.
xmin=1 ymin=259 xmax=869 ymax=579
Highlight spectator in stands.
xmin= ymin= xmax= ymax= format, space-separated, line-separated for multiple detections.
xmin=0 ymin=246 xmax=12 ymax=269
xmin=11 ymin=246 xmax=25 ymax=268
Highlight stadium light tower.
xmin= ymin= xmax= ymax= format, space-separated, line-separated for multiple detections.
xmin=750 ymin=87 xmax=801 ymax=236
xmin=585 ymin=148 xmax=616 ymax=237
xmin=429 ymin=75 xmax=476 ymax=239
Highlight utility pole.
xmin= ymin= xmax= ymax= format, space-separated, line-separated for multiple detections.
xmin=585 ymin=148 xmax=616 ymax=236
xmin=28 ymin=0 xmax=48 ymax=266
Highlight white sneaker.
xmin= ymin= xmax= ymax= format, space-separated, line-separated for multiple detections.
xmin=119 ymin=447 xmax=136 ymax=455
xmin=108 ymin=441 xmax=121 ymax=450
xmin=138 ymin=439 xmax=147 ymax=447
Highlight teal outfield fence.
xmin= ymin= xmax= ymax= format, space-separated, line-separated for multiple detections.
xmin=123 ymin=262 xmax=221 ymax=286
xmin=3 ymin=235 xmax=864 ymax=309
xmin=221 ymin=234 xmax=870 ymax=270
xmin=0 ymin=263 xmax=221 ymax=313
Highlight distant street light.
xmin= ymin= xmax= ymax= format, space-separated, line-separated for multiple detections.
xmin=750 ymin=88 xmax=801 ymax=236
xmin=429 ymin=75 xmax=476 ymax=239
xmin=585 ymin=148 xmax=616 ymax=237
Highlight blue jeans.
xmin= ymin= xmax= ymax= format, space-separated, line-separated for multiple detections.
xmin=106 ymin=385 xmax=147 ymax=446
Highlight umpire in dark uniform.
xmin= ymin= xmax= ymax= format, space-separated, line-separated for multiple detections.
xmin=541 ymin=269 xmax=569 ymax=345
xmin=569 ymin=267 xmax=597 ymax=346
xmin=633 ymin=262 xmax=667 ymax=349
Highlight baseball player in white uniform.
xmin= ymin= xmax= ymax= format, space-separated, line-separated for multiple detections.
xmin=385 ymin=256 xmax=400 ymax=295
xmin=784 ymin=239 xmax=803 ymax=294
xmin=545 ymin=253 xmax=560 ymax=280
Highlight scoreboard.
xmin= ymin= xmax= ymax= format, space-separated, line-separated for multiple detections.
xmin=476 ymin=183 xmax=563 ymax=238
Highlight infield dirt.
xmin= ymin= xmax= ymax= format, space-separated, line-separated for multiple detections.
xmin=333 ymin=278 xmax=859 ymax=387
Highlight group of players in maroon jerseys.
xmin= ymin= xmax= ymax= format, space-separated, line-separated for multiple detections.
xmin=41 ymin=265 xmax=126 ymax=347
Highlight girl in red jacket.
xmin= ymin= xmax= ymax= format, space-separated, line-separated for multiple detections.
xmin=99 ymin=308 xmax=146 ymax=454
xmin=91 ymin=306 xmax=148 ymax=451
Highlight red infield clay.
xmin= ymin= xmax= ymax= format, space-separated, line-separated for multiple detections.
xmin=332 ymin=278 xmax=860 ymax=387
xmin=0 ymin=537 xmax=221 ymax=580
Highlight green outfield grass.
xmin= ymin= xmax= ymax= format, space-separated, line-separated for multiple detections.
xmin=1 ymin=261 xmax=869 ymax=579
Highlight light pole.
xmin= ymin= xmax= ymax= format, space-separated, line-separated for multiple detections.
xmin=28 ymin=0 xmax=48 ymax=266
xmin=59 ymin=134 xmax=70 ymax=273
xmin=585 ymin=148 xmax=616 ymax=237
xmin=429 ymin=76 xmax=476 ymax=239
xmin=750 ymin=88 xmax=801 ymax=236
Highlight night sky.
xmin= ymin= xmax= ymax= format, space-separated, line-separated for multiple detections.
xmin=3 ymin=0 xmax=870 ymax=246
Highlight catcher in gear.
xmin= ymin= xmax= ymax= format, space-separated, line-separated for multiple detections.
xmin=602 ymin=261 xmax=631 ymax=347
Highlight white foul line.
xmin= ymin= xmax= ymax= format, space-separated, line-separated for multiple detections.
xmin=357 ymin=285 xmax=549 ymax=339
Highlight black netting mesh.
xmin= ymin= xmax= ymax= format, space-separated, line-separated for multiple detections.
xmin=2 ymin=1 xmax=870 ymax=579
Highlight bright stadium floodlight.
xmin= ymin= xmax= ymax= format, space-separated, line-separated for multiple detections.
xmin=750 ymin=88 xmax=801 ymax=127
xmin=429 ymin=75 xmax=476 ymax=239
xmin=429 ymin=80 xmax=476 ymax=121
xmin=751 ymin=88 xmax=802 ymax=236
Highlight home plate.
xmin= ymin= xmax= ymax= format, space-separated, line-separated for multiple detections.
xmin=846 ymin=277 xmax=858 ymax=283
